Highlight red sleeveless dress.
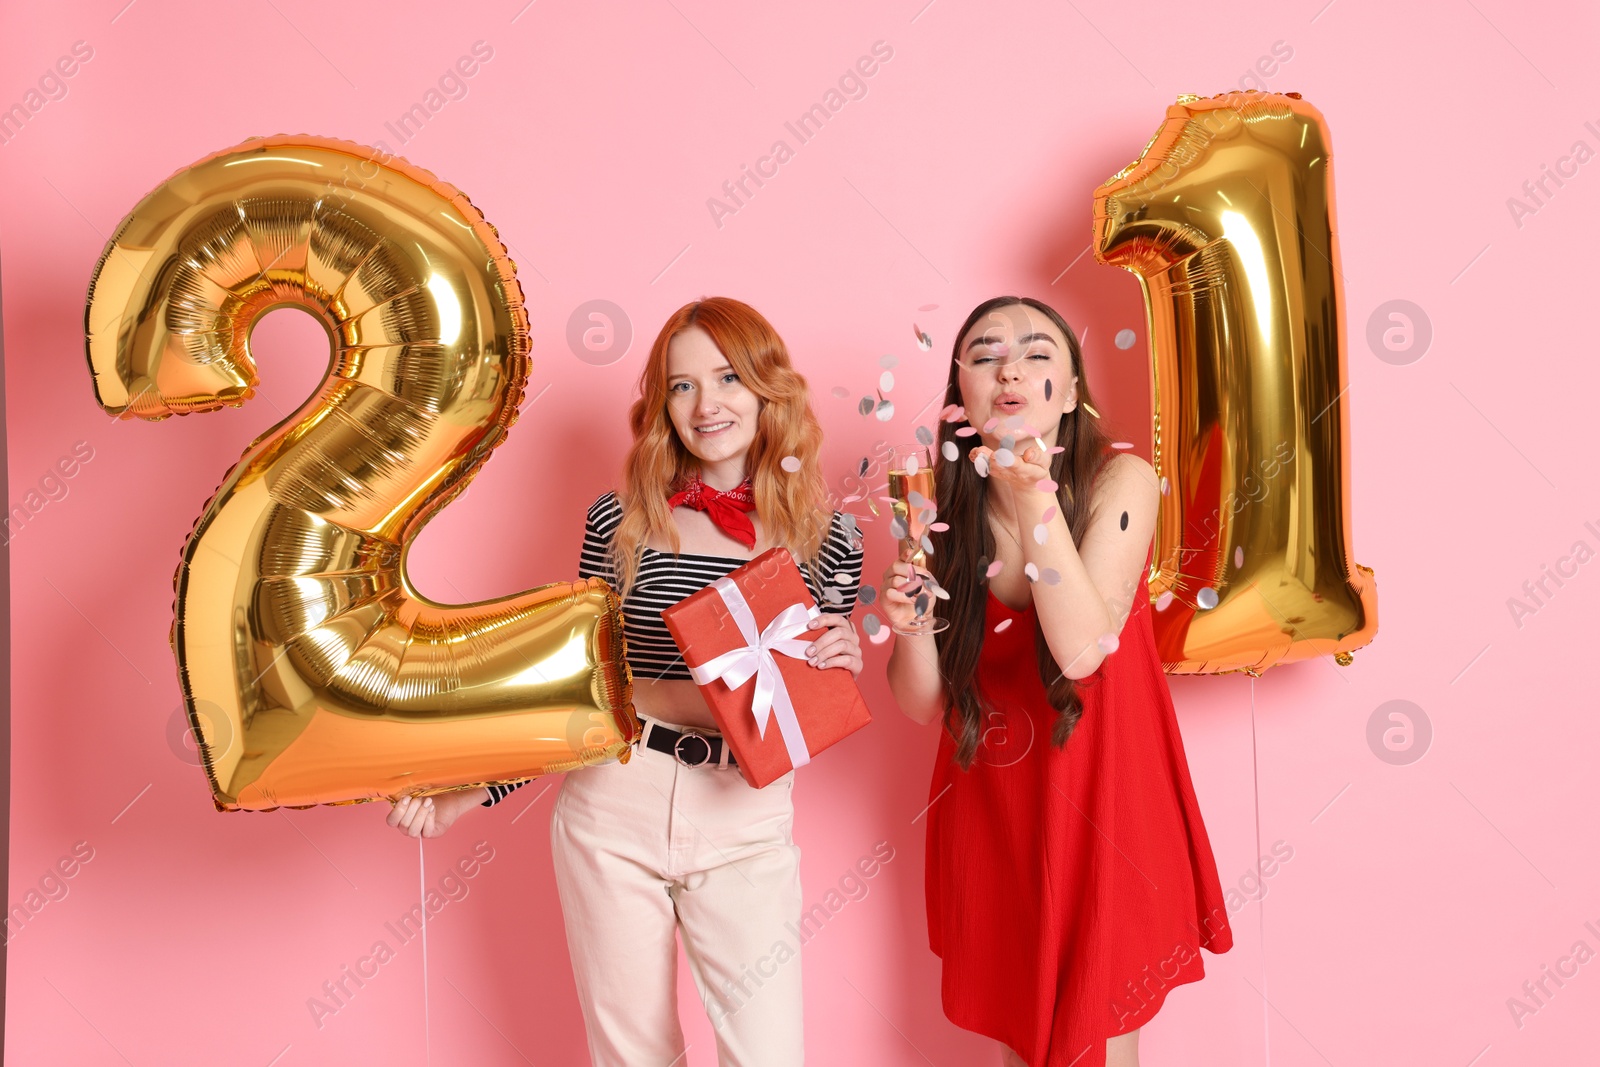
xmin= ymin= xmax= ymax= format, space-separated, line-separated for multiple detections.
xmin=924 ymin=546 xmax=1234 ymax=1067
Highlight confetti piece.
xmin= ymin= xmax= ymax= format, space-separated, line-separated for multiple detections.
xmin=1159 ymin=476 xmax=1169 ymax=495
xmin=1196 ymin=586 xmax=1219 ymax=610
xmin=875 ymin=400 xmax=895 ymax=421
xmin=994 ymin=619 xmax=1014 ymax=633
xmin=981 ymin=417 xmax=999 ymax=433
xmin=831 ymin=386 xmax=849 ymax=398
xmin=833 ymin=571 xmax=854 ymax=584
xmin=1155 ymin=590 xmax=1174 ymax=611
xmin=889 ymin=516 xmax=908 ymax=539
xmin=975 ymin=454 xmax=989 ymax=477
xmin=1040 ymin=568 xmax=1061 ymax=584
xmin=1044 ymin=379 xmax=1053 ymax=400
xmin=908 ymin=489 xmax=930 ymax=508
xmin=1114 ymin=328 xmax=1137 ymax=349
xmin=942 ymin=441 xmax=959 ymax=461
xmin=824 ymin=587 xmax=844 ymax=604
xmin=1112 ymin=441 xmax=1134 ymax=450
xmin=919 ymin=303 xmax=939 ymax=312
xmin=994 ymin=448 xmax=1015 ymax=467
xmin=955 ymin=426 xmax=978 ymax=438
xmin=1234 ymin=546 xmax=1244 ymax=568
xmin=863 ymin=613 xmax=881 ymax=635
xmin=880 ymin=370 xmax=895 ymax=392
xmin=1041 ymin=506 xmax=1057 ymax=524
xmin=1047 ymin=445 xmax=1066 ymax=455
xmin=780 ymin=455 xmax=802 ymax=472
xmin=858 ymin=397 xmax=875 ymax=416
xmin=920 ymin=534 xmax=934 ymax=556
xmin=904 ymin=453 xmax=920 ymax=476
xmin=858 ymin=457 xmax=870 ymax=477
xmin=879 ymin=353 xmax=899 ymax=369
xmin=1097 ymin=632 xmax=1120 ymax=654
xmin=915 ymin=325 xmax=933 ymax=350
xmin=1024 ymin=562 xmax=1039 ymax=581
xmin=999 ymin=434 xmax=1016 ymax=451
xmin=916 ymin=425 xmax=934 ymax=446
xmin=1033 ymin=523 xmax=1048 ymax=544
xmin=859 ymin=586 xmax=878 ymax=605
xmin=1004 ymin=414 xmax=1024 ymax=429
xmin=930 ymin=521 xmax=949 ymax=532
xmin=986 ymin=560 xmax=1004 ymax=578
xmin=1036 ymin=478 xmax=1058 ymax=493
xmin=940 ymin=404 xmax=966 ymax=423
xmin=869 ymin=626 xmax=892 ymax=645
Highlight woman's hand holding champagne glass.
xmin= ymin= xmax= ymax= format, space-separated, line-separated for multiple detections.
xmin=882 ymin=443 xmax=948 ymax=637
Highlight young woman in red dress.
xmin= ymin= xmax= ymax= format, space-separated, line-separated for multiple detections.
xmin=882 ymin=296 xmax=1234 ymax=1067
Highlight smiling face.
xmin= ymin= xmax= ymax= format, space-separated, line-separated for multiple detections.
xmin=664 ymin=325 xmax=763 ymax=478
xmin=954 ymin=303 xmax=1077 ymax=446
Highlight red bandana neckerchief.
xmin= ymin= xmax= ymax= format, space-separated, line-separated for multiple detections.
xmin=667 ymin=471 xmax=757 ymax=549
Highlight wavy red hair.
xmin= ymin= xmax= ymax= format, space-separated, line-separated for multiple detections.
xmin=611 ymin=297 xmax=831 ymax=595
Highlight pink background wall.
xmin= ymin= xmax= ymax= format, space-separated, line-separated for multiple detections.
xmin=3 ymin=1 xmax=1598 ymax=1064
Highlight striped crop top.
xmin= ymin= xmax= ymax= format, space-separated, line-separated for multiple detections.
xmin=482 ymin=490 xmax=864 ymax=807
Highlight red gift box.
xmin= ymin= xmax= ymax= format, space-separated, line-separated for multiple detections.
xmin=662 ymin=547 xmax=871 ymax=788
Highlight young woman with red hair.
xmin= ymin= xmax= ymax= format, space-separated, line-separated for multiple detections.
xmin=387 ymin=297 xmax=864 ymax=1066
xmin=882 ymin=296 xmax=1232 ymax=1067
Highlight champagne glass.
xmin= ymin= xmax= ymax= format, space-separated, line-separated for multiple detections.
xmin=887 ymin=443 xmax=948 ymax=635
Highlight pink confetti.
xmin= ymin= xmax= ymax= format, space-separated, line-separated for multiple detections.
xmin=955 ymin=426 xmax=978 ymax=437
xmin=986 ymin=560 xmax=1004 ymax=578
xmin=981 ymin=417 xmax=1000 ymax=433
xmin=1036 ymin=478 xmax=1058 ymax=493
xmin=939 ymin=404 xmax=967 ymax=423
xmin=1041 ymin=506 xmax=1058 ymax=524
xmin=1112 ymin=441 xmax=1135 ymax=450
xmin=1047 ymin=446 xmax=1066 ymax=455
xmin=1097 ymin=632 xmax=1120 ymax=654
xmin=994 ymin=618 xmax=1014 ymax=633
xmin=1155 ymin=590 xmax=1174 ymax=612
xmin=919 ymin=303 xmax=939 ymax=311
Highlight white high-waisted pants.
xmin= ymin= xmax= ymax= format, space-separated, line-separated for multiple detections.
xmin=549 ymin=715 xmax=804 ymax=1066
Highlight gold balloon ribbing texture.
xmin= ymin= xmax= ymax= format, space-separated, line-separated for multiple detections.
xmin=85 ymin=135 xmax=637 ymax=811
xmin=1094 ymin=93 xmax=1378 ymax=675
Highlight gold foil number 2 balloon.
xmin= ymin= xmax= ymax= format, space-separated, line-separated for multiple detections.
xmin=85 ymin=135 xmax=637 ymax=811
xmin=1094 ymin=93 xmax=1378 ymax=675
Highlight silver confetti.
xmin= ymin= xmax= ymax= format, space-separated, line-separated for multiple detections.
xmin=915 ymin=425 xmax=934 ymax=446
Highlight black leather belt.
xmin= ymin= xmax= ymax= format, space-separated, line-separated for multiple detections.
xmin=641 ymin=716 xmax=738 ymax=769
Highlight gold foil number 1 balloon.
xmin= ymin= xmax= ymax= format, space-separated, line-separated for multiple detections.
xmin=85 ymin=135 xmax=637 ymax=811
xmin=1094 ymin=93 xmax=1378 ymax=675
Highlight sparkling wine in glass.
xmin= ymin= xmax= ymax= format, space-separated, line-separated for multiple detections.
xmin=887 ymin=444 xmax=948 ymax=635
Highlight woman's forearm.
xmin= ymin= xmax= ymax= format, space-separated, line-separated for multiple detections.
xmin=887 ymin=634 xmax=946 ymax=726
xmin=1011 ymin=491 xmax=1114 ymax=678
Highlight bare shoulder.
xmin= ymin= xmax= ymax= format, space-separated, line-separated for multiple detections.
xmin=1086 ymin=453 xmax=1158 ymax=535
xmin=1091 ymin=453 xmax=1157 ymax=505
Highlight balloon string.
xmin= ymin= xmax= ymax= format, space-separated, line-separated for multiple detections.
xmin=419 ymin=835 xmax=431 ymax=1066
xmin=1250 ymin=676 xmax=1269 ymax=1067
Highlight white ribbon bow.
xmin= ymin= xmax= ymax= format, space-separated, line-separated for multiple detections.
xmin=688 ymin=576 xmax=820 ymax=773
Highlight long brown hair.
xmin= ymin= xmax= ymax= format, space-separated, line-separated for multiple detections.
xmin=930 ymin=296 xmax=1116 ymax=769
xmin=612 ymin=297 xmax=831 ymax=594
